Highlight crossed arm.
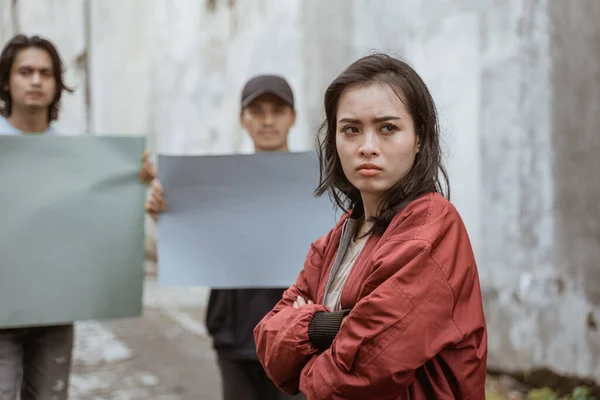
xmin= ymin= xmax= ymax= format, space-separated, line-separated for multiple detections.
xmin=254 ymin=238 xmax=460 ymax=399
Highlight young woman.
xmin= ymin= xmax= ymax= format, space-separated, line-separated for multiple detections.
xmin=254 ymin=53 xmax=487 ymax=399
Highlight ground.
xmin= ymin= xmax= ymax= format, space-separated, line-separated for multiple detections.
xmin=69 ymin=280 xmax=221 ymax=399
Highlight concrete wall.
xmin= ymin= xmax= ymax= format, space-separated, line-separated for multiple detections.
xmin=478 ymin=0 xmax=556 ymax=372
xmin=3 ymin=0 xmax=599 ymax=383
xmin=548 ymin=0 xmax=600 ymax=376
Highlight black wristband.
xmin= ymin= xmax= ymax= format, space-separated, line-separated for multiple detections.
xmin=308 ymin=309 xmax=351 ymax=352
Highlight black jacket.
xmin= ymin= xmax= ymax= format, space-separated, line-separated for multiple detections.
xmin=205 ymin=288 xmax=286 ymax=360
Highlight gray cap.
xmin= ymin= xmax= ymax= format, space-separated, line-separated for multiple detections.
xmin=241 ymin=74 xmax=294 ymax=109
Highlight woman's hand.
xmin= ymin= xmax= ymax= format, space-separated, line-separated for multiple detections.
xmin=294 ymin=296 xmax=348 ymax=326
xmin=293 ymin=296 xmax=314 ymax=308
xmin=294 ymin=296 xmax=349 ymax=328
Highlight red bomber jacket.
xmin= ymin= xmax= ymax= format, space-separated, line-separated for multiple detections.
xmin=254 ymin=193 xmax=487 ymax=399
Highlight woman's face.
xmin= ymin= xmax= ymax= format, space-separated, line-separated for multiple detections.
xmin=335 ymin=83 xmax=420 ymax=199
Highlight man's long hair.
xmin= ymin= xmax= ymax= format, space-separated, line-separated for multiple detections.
xmin=0 ymin=34 xmax=73 ymax=122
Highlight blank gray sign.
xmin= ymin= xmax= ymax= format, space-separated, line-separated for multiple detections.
xmin=156 ymin=151 xmax=340 ymax=288
xmin=0 ymin=135 xmax=147 ymax=328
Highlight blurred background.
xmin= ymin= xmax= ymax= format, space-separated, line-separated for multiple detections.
xmin=1 ymin=0 xmax=598 ymax=398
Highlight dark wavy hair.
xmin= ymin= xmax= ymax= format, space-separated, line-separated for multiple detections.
xmin=315 ymin=53 xmax=450 ymax=235
xmin=0 ymin=34 xmax=73 ymax=122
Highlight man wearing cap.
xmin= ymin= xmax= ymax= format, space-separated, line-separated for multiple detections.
xmin=145 ymin=75 xmax=304 ymax=400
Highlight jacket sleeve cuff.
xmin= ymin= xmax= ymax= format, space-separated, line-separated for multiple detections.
xmin=308 ymin=309 xmax=351 ymax=352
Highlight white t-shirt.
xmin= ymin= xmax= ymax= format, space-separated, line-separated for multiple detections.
xmin=322 ymin=232 xmax=369 ymax=312
xmin=0 ymin=116 xmax=55 ymax=135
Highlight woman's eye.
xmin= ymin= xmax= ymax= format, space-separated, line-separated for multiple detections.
xmin=342 ymin=126 xmax=359 ymax=135
xmin=381 ymin=124 xmax=398 ymax=133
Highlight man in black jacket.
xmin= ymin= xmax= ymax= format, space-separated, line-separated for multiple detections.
xmin=145 ymin=75 xmax=304 ymax=400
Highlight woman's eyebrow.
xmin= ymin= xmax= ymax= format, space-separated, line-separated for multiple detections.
xmin=338 ymin=116 xmax=401 ymax=124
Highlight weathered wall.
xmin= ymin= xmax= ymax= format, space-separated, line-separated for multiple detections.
xmin=478 ymin=0 xmax=557 ymax=372
xmin=548 ymin=0 xmax=600 ymax=376
xmin=476 ymin=0 xmax=600 ymax=382
xmin=3 ymin=0 xmax=599 ymax=383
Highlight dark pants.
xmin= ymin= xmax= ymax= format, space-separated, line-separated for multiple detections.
xmin=218 ymin=358 xmax=306 ymax=400
xmin=0 ymin=324 xmax=74 ymax=400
